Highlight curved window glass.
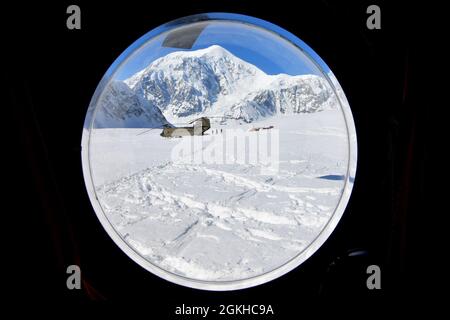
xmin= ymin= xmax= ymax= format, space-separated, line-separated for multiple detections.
xmin=81 ymin=13 xmax=357 ymax=290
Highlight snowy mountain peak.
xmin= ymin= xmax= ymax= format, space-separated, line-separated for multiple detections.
xmin=163 ymin=45 xmax=240 ymax=63
xmin=168 ymin=44 xmax=231 ymax=58
xmin=201 ymin=44 xmax=229 ymax=55
xmin=126 ymin=45 xmax=257 ymax=90
xmin=97 ymin=45 xmax=338 ymax=127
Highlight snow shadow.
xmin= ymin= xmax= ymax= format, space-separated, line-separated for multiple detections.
xmin=317 ymin=175 xmax=355 ymax=183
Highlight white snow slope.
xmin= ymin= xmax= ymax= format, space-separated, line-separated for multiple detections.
xmin=91 ymin=111 xmax=350 ymax=281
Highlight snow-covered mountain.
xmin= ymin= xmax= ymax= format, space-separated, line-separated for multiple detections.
xmin=95 ymin=45 xmax=337 ymax=127
xmin=223 ymin=74 xmax=337 ymax=123
xmin=94 ymin=80 xmax=168 ymax=128
xmin=126 ymin=45 xmax=336 ymax=123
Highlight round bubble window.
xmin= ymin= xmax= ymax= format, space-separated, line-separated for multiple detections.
xmin=82 ymin=13 xmax=357 ymax=290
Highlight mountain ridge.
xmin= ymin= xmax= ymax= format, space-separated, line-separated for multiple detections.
xmin=95 ymin=45 xmax=337 ymax=127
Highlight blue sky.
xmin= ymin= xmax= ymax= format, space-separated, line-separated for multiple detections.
xmin=115 ymin=21 xmax=330 ymax=81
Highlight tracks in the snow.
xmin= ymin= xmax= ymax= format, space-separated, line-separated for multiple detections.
xmin=97 ymin=161 xmax=341 ymax=272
